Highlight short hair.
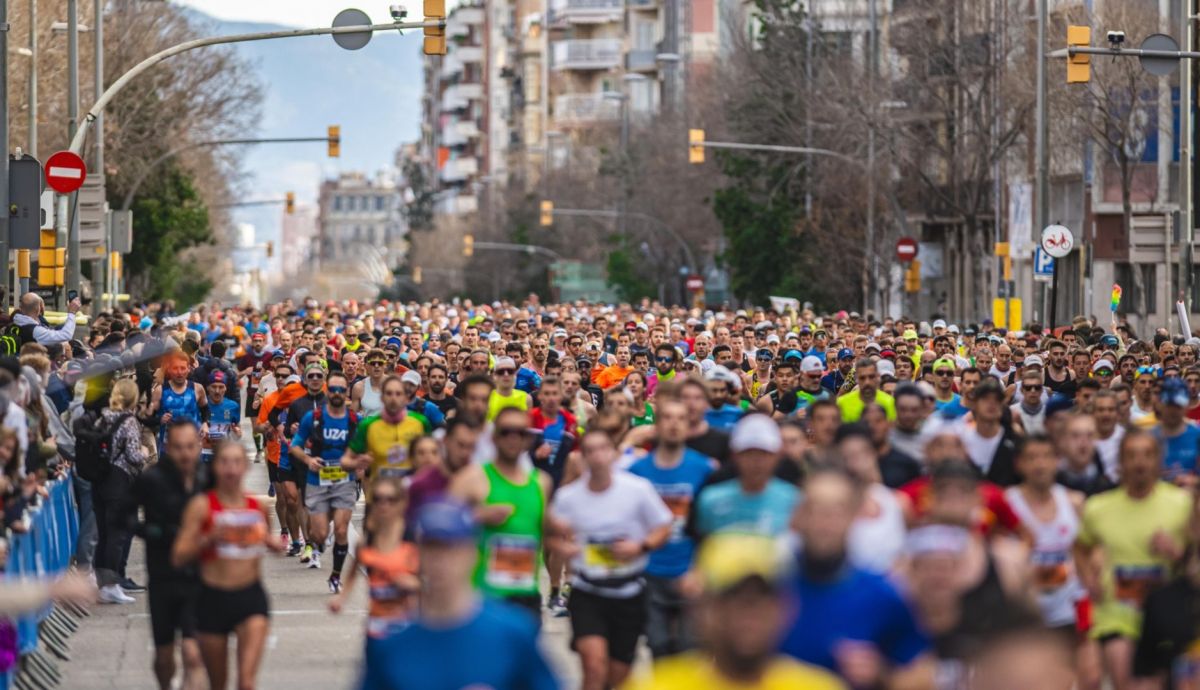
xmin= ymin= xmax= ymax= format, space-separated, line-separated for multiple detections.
xmin=456 ymin=372 xmax=495 ymax=398
xmin=210 ymin=340 xmax=227 ymax=357
xmin=380 ymin=374 xmax=406 ymax=394
xmin=808 ymin=398 xmax=840 ymax=420
xmin=1077 ymin=378 xmax=1101 ymax=393
xmin=428 ymin=363 xmax=449 ymax=377
xmin=18 ymin=342 xmax=47 ymax=357
xmin=445 ymin=414 xmax=484 ymax=437
xmin=855 ymin=357 xmax=876 ymax=372
xmin=960 ymin=366 xmax=982 ymax=380
xmin=654 ymin=342 xmax=677 ymax=358
xmin=327 ymin=371 xmax=349 ymax=387
xmin=1016 ymin=433 xmax=1055 ymax=458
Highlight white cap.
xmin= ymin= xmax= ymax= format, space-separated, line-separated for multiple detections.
xmin=1092 ymin=358 xmax=1115 ymax=373
xmin=447 ymin=308 xmax=458 ymax=317
xmin=401 ymin=370 xmax=422 ymax=386
xmin=1024 ymin=354 xmax=1044 ymax=368
xmin=932 ymin=319 xmax=948 ymax=329
xmin=766 ymin=334 xmax=780 ymax=344
xmin=947 ymin=324 xmax=960 ymax=334
xmin=487 ymin=331 xmax=502 ymax=342
xmin=800 ymin=356 xmax=824 ymax=374
xmin=730 ymin=414 xmax=782 ymax=454
xmin=877 ymin=359 xmax=896 ymax=378
xmin=494 ymin=356 xmax=517 ymax=370
xmin=705 ymin=366 xmax=742 ymax=392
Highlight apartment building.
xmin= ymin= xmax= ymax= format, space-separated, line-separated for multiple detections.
xmin=315 ymin=172 xmax=405 ymax=265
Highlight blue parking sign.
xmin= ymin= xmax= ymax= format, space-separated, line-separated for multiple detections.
xmin=1034 ymin=248 xmax=1055 ymax=279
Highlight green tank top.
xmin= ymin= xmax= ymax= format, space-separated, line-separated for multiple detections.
xmin=473 ymin=462 xmax=545 ymax=598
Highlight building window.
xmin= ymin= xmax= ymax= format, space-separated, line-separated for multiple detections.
xmin=1115 ymin=263 xmax=1158 ymax=315
xmin=376 ymin=196 xmax=386 ymax=211
xmin=333 ymin=195 xmax=343 ymax=211
xmin=633 ymin=17 xmax=656 ymax=51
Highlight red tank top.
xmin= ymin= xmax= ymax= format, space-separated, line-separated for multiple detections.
xmin=201 ymin=491 xmax=266 ymax=562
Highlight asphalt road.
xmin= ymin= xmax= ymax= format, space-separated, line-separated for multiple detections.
xmin=55 ymin=427 xmax=589 ymax=690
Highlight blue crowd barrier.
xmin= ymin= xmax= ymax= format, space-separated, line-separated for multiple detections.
xmin=0 ymin=477 xmax=79 ymax=689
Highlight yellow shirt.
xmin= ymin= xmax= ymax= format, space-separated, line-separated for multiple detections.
xmin=836 ymin=389 xmax=896 ymax=422
xmin=1077 ymin=482 xmax=1193 ymax=639
xmin=623 ymin=653 xmax=846 ymax=690
xmin=487 ymin=388 xmax=529 ymax=421
xmin=347 ymin=413 xmax=427 ymax=498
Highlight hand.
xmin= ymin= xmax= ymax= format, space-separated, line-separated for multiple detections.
xmin=476 ymin=503 xmax=514 ymax=525
xmin=1174 ymin=473 xmax=1199 ymax=489
xmin=161 ymin=412 xmax=173 ymax=424
xmin=305 ymin=456 xmax=323 ymax=472
xmin=231 ymin=425 xmax=243 ymax=438
xmin=200 ymin=423 xmax=209 ymax=438
xmin=289 ymin=422 xmax=299 ymax=435
xmin=67 ymin=299 xmax=81 ymax=315
xmin=534 ymin=443 xmax=552 ymax=460
xmin=328 ymin=594 xmax=345 ymax=614
xmin=1151 ymin=530 xmax=1182 ymax=560
xmin=609 ymin=539 xmax=644 ymax=562
xmin=834 ymin=640 xmax=885 ymax=689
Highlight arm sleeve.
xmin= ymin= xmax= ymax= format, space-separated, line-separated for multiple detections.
xmin=32 ymin=315 xmax=75 ymax=345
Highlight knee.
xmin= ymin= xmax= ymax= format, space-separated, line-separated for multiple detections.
xmin=237 ymin=679 xmax=256 ymax=690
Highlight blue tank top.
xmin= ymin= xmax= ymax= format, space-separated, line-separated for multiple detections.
xmin=159 ymin=382 xmax=200 ymax=447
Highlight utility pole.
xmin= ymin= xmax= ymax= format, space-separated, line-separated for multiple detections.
xmin=1 ymin=0 xmax=10 ymax=308
xmin=1182 ymin=2 xmax=1195 ymax=315
xmin=27 ymin=0 xmax=35 ymax=158
xmin=1034 ymin=0 xmax=1049 ymax=323
xmin=864 ymin=0 xmax=878 ymax=317
xmin=95 ymin=0 xmax=106 ymax=309
xmin=64 ymin=0 xmax=79 ymax=307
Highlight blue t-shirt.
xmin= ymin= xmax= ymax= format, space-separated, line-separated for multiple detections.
xmin=542 ymin=415 xmax=567 ymax=458
xmin=695 ymin=478 xmax=799 ymax=538
xmin=359 ymin=599 xmax=558 ymax=690
xmin=629 ymin=449 xmax=714 ymax=578
xmin=935 ymin=394 xmax=970 ymax=419
xmin=203 ymin=397 xmax=242 ymax=460
xmin=705 ymin=404 xmax=744 ymax=433
xmin=1155 ymin=423 xmax=1200 ymax=479
xmin=804 ymin=348 xmax=827 ymax=365
xmin=516 ymin=367 xmax=543 ymax=395
xmin=291 ymin=406 xmax=354 ymax=486
xmin=779 ymin=565 xmax=929 ymax=672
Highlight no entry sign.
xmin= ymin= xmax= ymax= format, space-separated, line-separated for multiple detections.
xmin=895 ymin=236 xmax=918 ymax=262
xmin=44 ymin=151 xmax=87 ymax=194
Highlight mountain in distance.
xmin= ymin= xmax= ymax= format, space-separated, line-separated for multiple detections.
xmin=183 ymin=10 xmax=425 ymax=248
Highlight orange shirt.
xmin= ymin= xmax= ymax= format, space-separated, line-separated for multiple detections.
xmin=595 ymin=364 xmax=635 ymax=390
xmin=257 ymin=382 xmax=307 ymax=464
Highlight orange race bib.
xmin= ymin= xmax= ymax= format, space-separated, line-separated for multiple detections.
xmin=1031 ymin=550 xmax=1070 ymax=590
xmin=1113 ymin=565 xmax=1166 ymax=607
xmin=485 ymin=534 xmax=538 ymax=589
xmin=213 ymin=509 xmax=267 ymax=559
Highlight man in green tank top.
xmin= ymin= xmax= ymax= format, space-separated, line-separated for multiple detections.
xmin=449 ymin=407 xmax=553 ymax=622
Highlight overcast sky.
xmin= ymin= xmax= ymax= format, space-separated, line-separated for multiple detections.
xmin=173 ymin=1 xmax=374 ymax=28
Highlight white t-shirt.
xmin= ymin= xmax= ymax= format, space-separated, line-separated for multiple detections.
xmin=1095 ymin=426 xmax=1126 ymax=483
xmin=962 ymin=425 xmax=1004 ymax=475
xmin=551 ymin=472 xmax=673 ymax=598
xmin=849 ymin=484 xmax=907 ymax=574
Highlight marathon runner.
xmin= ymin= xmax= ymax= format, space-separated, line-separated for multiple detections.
xmin=201 ymin=371 xmax=241 ymax=464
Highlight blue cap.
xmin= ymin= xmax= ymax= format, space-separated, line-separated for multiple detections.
xmin=1044 ymin=394 xmax=1075 ymax=419
xmin=782 ymin=349 xmax=804 ymax=362
xmin=1160 ymin=378 xmax=1190 ymax=407
xmin=139 ymin=317 xmax=153 ymax=330
xmin=1100 ymin=334 xmax=1120 ymax=347
xmin=837 ymin=348 xmax=854 ymax=361
xmin=414 ymin=499 xmax=478 ymax=543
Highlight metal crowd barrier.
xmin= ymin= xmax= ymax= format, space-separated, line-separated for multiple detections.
xmin=0 ymin=478 xmax=82 ymax=690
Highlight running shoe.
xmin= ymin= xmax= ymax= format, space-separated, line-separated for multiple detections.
xmin=254 ymin=451 xmax=264 ymax=464
xmin=98 ymin=585 xmax=135 ymax=605
xmin=300 ymin=544 xmax=314 ymax=564
xmin=279 ymin=531 xmax=290 ymax=550
xmin=547 ymin=594 xmax=569 ymax=618
xmin=307 ymin=550 xmax=322 ymax=570
xmin=286 ymin=541 xmax=303 ymax=557
xmin=267 ymin=483 xmax=275 ymax=498
xmin=328 ymin=575 xmax=342 ymax=594
xmin=120 ymin=577 xmax=146 ymax=593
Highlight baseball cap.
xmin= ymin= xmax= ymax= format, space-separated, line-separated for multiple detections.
xmin=401 ymin=370 xmax=422 ymax=387
xmin=270 ymin=349 xmax=287 ymax=361
xmin=414 ymin=500 xmax=478 ymax=544
xmin=207 ymin=371 xmax=227 ymax=385
xmin=705 ymin=366 xmax=741 ymax=392
xmin=755 ymin=348 xmax=774 ymax=361
xmin=1161 ymin=378 xmax=1190 ymax=407
xmin=695 ymin=534 xmax=788 ymax=593
xmin=837 ymin=348 xmax=854 ymax=361
xmin=932 ymin=319 xmax=948 ymax=330
xmin=782 ymin=349 xmax=805 ymax=362
xmin=304 ymin=362 xmax=325 ymax=376
xmin=906 ymin=525 xmax=970 ymax=558
xmin=1044 ymin=395 xmax=1075 ymax=419
xmin=865 ymin=342 xmax=881 ymax=353
xmin=486 ymin=332 xmax=502 ymax=342
xmin=729 ymin=414 xmax=782 ymax=454
xmin=800 ymin=356 xmax=824 ymax=374
xmin=494 ymin=356 xmax=517 ymax=370
xmin=624 ymin=320 xmax=638 ymax=331
xmin=251 ymin=332 xmax=266 ymax=341
xmin=902 ymin=329 xmax=919 ymax=341
xmin=766 ymin=334 xmax=780 ymax=345
xmin=1023 ymin=354 xmax=1044 ymax=368
xmin=1092 ymin=358 xmax=1115 ymax=373
xmin=932 ymin=357 xmax=956 ymax=372
xmin=877 ymin=359 xmax=896 ymax=379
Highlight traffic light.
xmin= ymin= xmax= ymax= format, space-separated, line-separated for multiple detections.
xmin=412 ymin=266 xmax=423 ymax=284
xmin=463 ymin=233 xmax=474 ymax=257
xmin=1067 ymin=25 xmax=1091 ymax=84
xmin=540 ymin=200 xmax=553 ymax=227
xmin=54 ymin=248 xmax=66 ymax=286
xmin=285 ymin=192 xmax=295 ymax=214
xmin=688 ymin=129 xmax=705 ymax=164
xmin=328 ymin=125 xmax=341 ymax=158
xmin=904 ymin=260 xmax=921 ymax=293
xmin=424 ymin=0 xmax=446 ymax=55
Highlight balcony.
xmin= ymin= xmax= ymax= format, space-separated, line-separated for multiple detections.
xmin=627 ymin=0 xmax=657 ymax=9
xmin=554 ymin=93 xmax=621 ymax=125
xmin=440 ymin=82 xmax=483 ymax=112
xmin=440 ymin=156 xmax=479 ymax=183
xmin=457 ymin=45 xmax=484 ymax=63
xmin=549 ymin=0 xmax=622 ymax=24
xmin=435 ymin=193 xmax=478 ymax=215
xmin=552 ymin=39 xmax=622 ymax=70
xmin=625 ymin=48 xmax=658 ymax=72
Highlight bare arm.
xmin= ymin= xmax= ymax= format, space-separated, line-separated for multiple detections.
xmin=171 ymin=496 xmax=210 ymax=569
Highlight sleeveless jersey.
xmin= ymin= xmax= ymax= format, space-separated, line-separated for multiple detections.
xmin=160 ymin=382 xmax=200 ymax=446
xmin=473 ymin=463 xmax=545 ymax=598
xmin=360 ymin=378 xmax=383 ymax=417
xmin=203 ymin=397 xmax=241 ymax=461
xmin=202 ymin=492 xmax=266 ymax=562
xmin=358 ymin=542 xmax=420 ymax=639
xmin=1005 ymin=485 xmax=1083 ymax=627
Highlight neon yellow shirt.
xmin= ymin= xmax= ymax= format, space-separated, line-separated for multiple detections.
xmin=622 ymin=653 xmax=846 ymax=690
xmin=1077 ymin=482 xmax=1193 ymax=639
xmin=487 ymin=388 xmax=529 ymax=421
xmin=836 ymin=389 xmax=896 ymax=422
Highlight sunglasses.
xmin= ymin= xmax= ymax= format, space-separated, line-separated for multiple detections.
xmin=1095 ymin=369 xmax=1113 ymax=377
xmin=1023 ymin=385 xmax=1043 ymax=393
xmin=934 ymin=370 xmax=954 ymax=377
xmin=367 ymin=360 xmax=386 ymax=366
xmin=306 ymin=373 xmax=325 ymax=380
xmin=656 ymin=356 xmax=674 ymax=363
xmin=373 ymin=493 xmax=403 ymax=505
xmin=496 ymin=427 xmax=527 ymax=438
xmin=494 ymin=368 xmax=516 ymax=376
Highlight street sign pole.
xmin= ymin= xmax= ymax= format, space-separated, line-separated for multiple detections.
xmin=0 ymin=0 xmax=10 ymax=309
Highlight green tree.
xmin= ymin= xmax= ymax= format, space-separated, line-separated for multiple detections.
xmin=126 ymin=163 xmax=214 ymax=300
xmin=606 ymin=235 xmax=657 ymax=303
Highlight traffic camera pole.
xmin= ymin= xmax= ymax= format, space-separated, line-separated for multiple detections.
xmin=1 ymin=0 xmax=9 ymax=309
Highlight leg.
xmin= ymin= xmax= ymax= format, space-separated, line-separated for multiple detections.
xmin=91 ymin=489 xmax=112 ymax=585
xmin=643 ymin=576 xmax=673 ymax=659
xmin=233 ymin=616 xmax=270 ymax=690
xmin=197 ymin=633 xmax=229 ymax=690
xmin=281 ymin=482 xmax=302 ymax=542
xmin=180 ymin=639 xmax=207 ymax=690
xmin=331 ymin=508 xmax=352 ymax=576
xmin=607 ymin=660 xmax=634 ymax=689
xmin=1076 ymin=637 xmax=1102 ymax=690
xmin=547 ymin=548 xmax=565 ymax=594
xmin=307 ymin=512 xmax=330 ymax=548
xmin=73 ymin=476 xmax=97 ymax=572
xmin=1102 ymin=637 xmax=1135 ymax=690
xmin=573 ymin=637 xmax=610 ymax=690
xmin=152 ymin=646 xmax=176 ymax=690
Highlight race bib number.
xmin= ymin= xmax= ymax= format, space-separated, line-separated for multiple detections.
xmin=583 ymin=539 xmax=622 ymax=574
xmin=318 ymin=463 xmax=349 ymax=485
xmin=385 ymin=444 xmax=409 ymax=471
xmin=485 ymin=534 xmax=538 ymax=589
xmin=213 ymin=509 xmax=266 ymax=560
xmin=1113 ymin=564 xmax=1166 ymax=607
xmin=656 ymin=483 xmax=694 ymax=539
xmin=1031 ymin=550 xmax=1070 ymax=590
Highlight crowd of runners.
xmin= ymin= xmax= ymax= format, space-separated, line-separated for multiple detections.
xmin=6 ymin=291 xmax=1200 ymax=689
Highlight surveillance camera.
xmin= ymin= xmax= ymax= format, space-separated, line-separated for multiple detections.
xmin=390 ymin=4 xmax=408 ymax=20
xmin=1107 ymin=30 xmax=1126 ymax=45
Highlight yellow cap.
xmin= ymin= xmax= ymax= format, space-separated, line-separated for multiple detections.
xmin=695 ymin=534 xmax=787 ymax=592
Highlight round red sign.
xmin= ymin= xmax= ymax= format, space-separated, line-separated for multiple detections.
xmin=44 ymin=151 xmax=88 ymax=194
xmin=895 ymin=237 xmax=918 ymax=262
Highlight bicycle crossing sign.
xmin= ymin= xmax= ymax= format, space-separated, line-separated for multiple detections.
xmin=1040 ymin=224 xmax=1074 ymax=258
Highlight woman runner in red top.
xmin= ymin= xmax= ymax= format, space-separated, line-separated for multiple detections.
xmin=173 ymin=441 xmax=284 ymax=690
xmin=328 ymin=475 xmax=419 ymax=640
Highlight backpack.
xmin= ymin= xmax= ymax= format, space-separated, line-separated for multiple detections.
xmin=72 ymin=410 xmax=132 ymax=483
xmin=0 ymin=322 xmax=34 ymax=357
xmin=307 ymin=405 xmax=358 ymax=458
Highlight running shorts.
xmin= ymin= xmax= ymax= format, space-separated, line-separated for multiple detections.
xmin=568 ymin=588 xmax=646 ymax=665
xmin=195 ymin=581 xmax=270 ymax=636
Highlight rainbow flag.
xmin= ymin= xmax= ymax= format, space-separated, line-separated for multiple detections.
xmin=1110 ymin=284 xmax=1122 ymax=313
